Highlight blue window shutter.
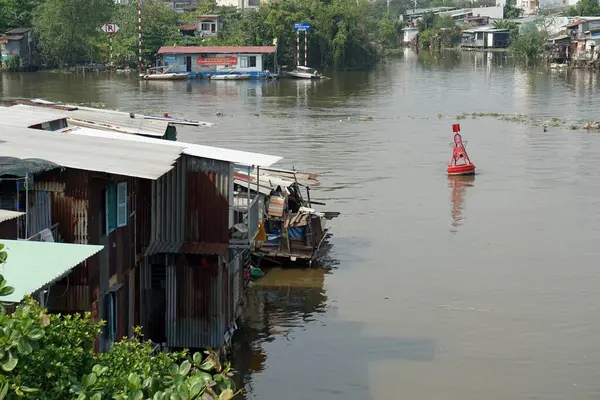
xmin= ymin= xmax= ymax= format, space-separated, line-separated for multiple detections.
xmin=105 ymin=185 xmax=117 ymax=234
xmin=116 ymin=182 xmax=128 ymax=228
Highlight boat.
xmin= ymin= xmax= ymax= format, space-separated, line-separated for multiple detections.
xmin=209 ymin=72 xmax=251 ymax=80
xmin=286 ymin=66 xmax=325 ymax=79
xmin=140 ymin=65 xmax=188 ymax=81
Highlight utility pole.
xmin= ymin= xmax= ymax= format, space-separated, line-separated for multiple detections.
xmin=138 ymin=0 xmax=143 ymax=74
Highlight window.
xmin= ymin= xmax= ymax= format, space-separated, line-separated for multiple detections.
xmin=105 ymin=182 xmax=127 ymax=234
xmin=240 ymin=56 xmax=257 ymax=68
xmin=201 ymin=23 xmax=211 ymax=31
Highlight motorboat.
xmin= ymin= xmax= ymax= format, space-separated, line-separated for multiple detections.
xmin=139 ymin=65 xmax=188 ymax=81
xmin=140 ymin=73 xmax=188 ymax=81
xmin=287 ymin=66 xmax=324 ymax=79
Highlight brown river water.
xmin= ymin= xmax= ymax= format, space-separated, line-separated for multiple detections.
xmin=3 ymin=50 xmax=600 ymax=399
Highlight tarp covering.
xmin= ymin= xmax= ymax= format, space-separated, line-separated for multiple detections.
xmin=0 ymin=156 xmax=59 ymax=177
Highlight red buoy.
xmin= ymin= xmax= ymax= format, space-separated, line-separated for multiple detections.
xmin=447 ymin=124 xmax=475 ymax=176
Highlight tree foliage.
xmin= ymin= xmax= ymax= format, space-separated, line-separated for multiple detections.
xmin=503 ymin=0 xmax=524 ymax=19
xmin=33 ymin=0 xmax=115 ymax=66
xmin=510 ymin=23 xmax=545 ymax=62
xmin=0 ymin=0 xmax=43 ymax=32
xmin=417 ymin=15 xmax=461 ymax=49
xmin=0 ymin=247 xmax=240 ymax=400
xmin=111 ymin=0 xmax=180 ymax=68
xmin=565 ymin=0 xmax=600 ymax=16
xmin=184 ymin=0 xmax=400 ymax=69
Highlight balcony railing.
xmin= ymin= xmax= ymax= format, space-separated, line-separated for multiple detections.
xmin=230 ymin=193 xmax=260 ymax=249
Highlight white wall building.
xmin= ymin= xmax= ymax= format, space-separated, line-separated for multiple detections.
xmin=216 ymin=0 xmax=262 ymax=8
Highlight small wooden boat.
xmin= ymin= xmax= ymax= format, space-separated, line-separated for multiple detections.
xmin=287 ymin=66 xmax=325 ymax=79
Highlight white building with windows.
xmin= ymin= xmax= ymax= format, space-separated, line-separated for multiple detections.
xmin=156 ymin=45 xmax=277 ymax=79
xmin=216 ymin=0 xmax=262 ymax=9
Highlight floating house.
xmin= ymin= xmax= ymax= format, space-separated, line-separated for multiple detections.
xmin=0 ymin=104 xmax=281 ymax=352
xmin=156 ymin=45 xmax=278 ymax=79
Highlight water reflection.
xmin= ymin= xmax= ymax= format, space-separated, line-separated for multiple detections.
xmin=232 ymin=267 xmax=437 ymax=400
xmin=448 ymin=175 xmax=475 ymax=233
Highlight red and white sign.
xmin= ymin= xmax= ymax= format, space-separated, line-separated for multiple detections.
xmin=196 ymin=57 xmax=237 ymax=66
xmin=101 ymin=24 xmax=120 ymax=34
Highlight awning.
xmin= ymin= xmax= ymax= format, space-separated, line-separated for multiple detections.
xmin=0 ymin=210 xmax=24 ymax=223
xmin=0 ymin=240 xmax=104 ymax=303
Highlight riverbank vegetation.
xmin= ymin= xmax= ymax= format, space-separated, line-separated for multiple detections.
xmin=0 ymin=245 xmax=239 ymax=400
xmin=0 ymin=0 xmax=401 ymax=70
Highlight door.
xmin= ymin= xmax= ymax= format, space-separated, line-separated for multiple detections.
xmin=186 ymin=56 xmax=192 ymax=72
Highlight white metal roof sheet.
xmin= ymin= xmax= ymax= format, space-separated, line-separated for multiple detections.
xmin=66 ymin=126 xmax=283 ymax=167
xmin=10 ymin=104 xmax=169 ymax=137
xmin=0 ymin=209 xmax=24 ymax=223
xmin=0 ymin=106 xmax=69 ymax=128
xmin=0 ymin=126 xmax=182 ymax=180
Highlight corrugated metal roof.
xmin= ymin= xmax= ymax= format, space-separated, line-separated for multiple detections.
xmin=5 ymin=28 xmax=31 ymax=34
xmin=0 ymin=35 xmax=24 ymax=41
xmin=67 ymin=126 xmax=282 ymax=167
xmin=0 ymin=126 xmax=182 ymax=180
xmin=157 ymin=46 xmax=276 ymax=55
xmin=0 ymin=240 xmax=104 ymax=303
xmin=0 ymin=210 xmax=24 ymax=223
xmin=10 ymin=105 xmax=169 ymax=137
xmin=0 ymin=106 xmax=69 ymax=128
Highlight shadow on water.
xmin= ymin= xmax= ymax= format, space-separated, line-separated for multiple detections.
xmin=231 ymin=267 xmax=436 ymax=400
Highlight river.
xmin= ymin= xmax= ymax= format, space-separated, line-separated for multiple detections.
xmin=2 ymin=49 xmax=600 ymax=400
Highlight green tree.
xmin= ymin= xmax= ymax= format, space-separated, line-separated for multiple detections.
xmin=503 ymin=0 xmax=524 ymax=19
xmin=33 ymin=0 xmax=115 ymax=66
xmin=0 ymin=0 xmax=43 ymax=32
xmin=510 ymin=23 xmax=545 ymax=62
xmin=112 ymin=0 xmax=180 ymax=68
xmin=565 ymin=0 xmax=600 ymax=16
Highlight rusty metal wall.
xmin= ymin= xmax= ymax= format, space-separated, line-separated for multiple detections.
xmin=27 ymin=191 xmax=52 ymax=237
xmin=148 ymin=158 xmax=186 ymax=254
xmin=148 ymin=155 xmax=231 ymax=255
xmin=166 ymin=257 xmax=227 ymax=349
xmin=136 ymin=179 xmax=152 ymax=254
xmin=185 ymin=155 xmax=230 ymax=247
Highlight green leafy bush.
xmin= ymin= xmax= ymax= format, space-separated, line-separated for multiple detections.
xmin=0 ymin=245 xmax=241 ymax=400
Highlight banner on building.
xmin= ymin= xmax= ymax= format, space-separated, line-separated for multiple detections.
xmin=196 ymin=57 xmax=238 ymax=66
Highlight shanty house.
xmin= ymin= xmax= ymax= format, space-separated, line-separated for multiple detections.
xmin=0 ymin=106 xmax=280 ymax=349
xmin=0 ymin=121 xmax=183 ymax=352
xmin=0 ymin=28 xmax=36 ymax=70
xmin=156 ymin=46 xmax=276 ymax=79
xmin=63 ymin=126 xmax=281 ymax=350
